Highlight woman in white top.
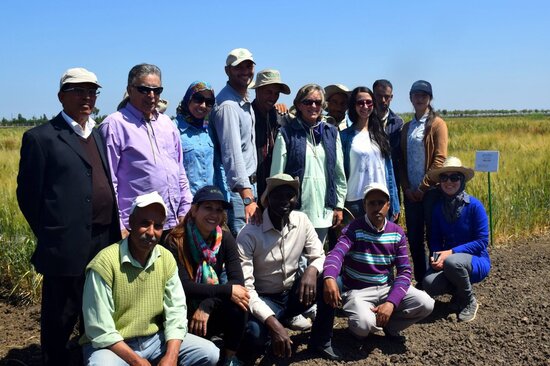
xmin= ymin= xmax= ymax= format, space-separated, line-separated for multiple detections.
xmin=340 ymin=86 xmax=400 ymax=222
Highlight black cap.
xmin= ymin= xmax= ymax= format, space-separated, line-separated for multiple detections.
xmin=192 ymin=185 xmax=232 ymax=209
xmin=410 ymin=80 xmax=433 ymax=97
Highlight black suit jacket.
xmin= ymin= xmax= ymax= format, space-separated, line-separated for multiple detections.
xmin=16 ymin=113 xmax=121 ymax=276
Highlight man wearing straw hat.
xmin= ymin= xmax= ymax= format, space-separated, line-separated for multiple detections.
xmin=237 ymin=173 xmax=341 ymax=361
xmin=250 ymin=69 xmax=292 ymax=200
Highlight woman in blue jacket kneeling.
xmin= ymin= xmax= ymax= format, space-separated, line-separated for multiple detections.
xmin=422 ymin=156 xmax=491 ymax=323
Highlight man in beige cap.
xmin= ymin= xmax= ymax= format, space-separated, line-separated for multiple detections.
xmin=324 ymin=84 xmax=350 ymax=130
xmin=17 ymin=67 xmax=120 ymax=365
xmin=250 ymin=69 xmax=292 ymax=199
xmin=212 ymin=48 xmax=260 ymax=236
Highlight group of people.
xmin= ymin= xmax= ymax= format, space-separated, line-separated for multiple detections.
xmin=16 ymin=47 xmax=491 ymax=366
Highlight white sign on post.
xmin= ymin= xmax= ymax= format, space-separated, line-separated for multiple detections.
xmin=475 ymin=151 xmax=499 ymax=172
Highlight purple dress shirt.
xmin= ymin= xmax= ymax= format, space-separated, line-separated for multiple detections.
xmin=100 ymin=103 xmax=192 ymax=230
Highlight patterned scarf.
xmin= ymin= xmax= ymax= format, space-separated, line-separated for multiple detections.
xmin=177 ymin=81 xmax=215 ymax=129
xmin=186 ymin=221 xmax=222 ymax=284
xmin=441 ymin=177 xmax=469 ymax=223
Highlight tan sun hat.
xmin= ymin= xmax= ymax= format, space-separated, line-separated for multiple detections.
xmin=324 ymin=84 xmax=350 ymax=100
xmin=427 ymin=156 xmax=475 ymax=182
xmin=226 ymin=48 xmax=255 ymax=67
xmin=250 ymin=69 xmax=291 ymax=95
xmin=261 ymin=173 xmax=300 ymax=207
xmin=59 ymin=67 xmax=101 ymax=90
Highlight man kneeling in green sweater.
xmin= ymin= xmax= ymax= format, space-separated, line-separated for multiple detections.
xmin=81 ymin=191 xmax=219 ymax=366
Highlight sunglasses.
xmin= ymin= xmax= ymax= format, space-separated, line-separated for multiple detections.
xmin=356 ymin=99 xmax=374 ymax=107
xmin=63 ymin=87 xmax=100 ymax=97
xmin=191 ymin=93 xmax=215 ymax=107
xmin=134 ymin=85 xmax=164 ymax=95
xmin=440 ymin=173 xmax=463 ymax=182
xmin=301 ymin=99 xmax=322 ymax=106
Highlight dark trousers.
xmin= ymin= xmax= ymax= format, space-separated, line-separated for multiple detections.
xmin=40 ymin=225 xmax=112 ymax=366
xmin=204 ymin=299 xmax=248 ymax=352
xmin=41 ymin=275 xmax=85 ymax=366
xmin=403 ymin=188 xmax=441 ymax=283
xmin=243 ymin=275 xmax=331 ymax=351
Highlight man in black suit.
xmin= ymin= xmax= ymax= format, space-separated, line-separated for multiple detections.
xmin=16 ymin=67 xmax=121 ymax=366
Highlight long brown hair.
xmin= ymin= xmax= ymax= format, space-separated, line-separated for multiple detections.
xmin=165 ymin=203 xmax=229 ymax=280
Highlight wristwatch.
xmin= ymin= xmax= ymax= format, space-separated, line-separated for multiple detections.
xmin=243 ymin=197 xmax=255 ymax=206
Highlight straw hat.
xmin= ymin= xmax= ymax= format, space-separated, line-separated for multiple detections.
xmin=260 ymin=173 xmax=300 ymax=207
xmin=427 ymin=156 xmax=475 ymax=182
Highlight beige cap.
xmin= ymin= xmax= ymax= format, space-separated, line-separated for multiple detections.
xmin=250 ymin=69 xmax=291 ymax=95
xmin=226 ymin=48 xmax=255 ymax=67
xmin=261 ymin=173 xmax=300 ymax=206
xmin=363 ymin=182 xmax=390 ymax=201
xmin=427 ymin=156 xmax=475 ymax=183
xmin=130 ymin=191 xmax=167 ymax=216
xmin=59 ymin=67 xmax=101 ymax=90
xmin=324 ymin=84 xmax=350 ymax=100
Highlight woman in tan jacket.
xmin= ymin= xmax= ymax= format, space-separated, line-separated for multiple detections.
xmin=400 ymin=80 xmax=448 ymax=285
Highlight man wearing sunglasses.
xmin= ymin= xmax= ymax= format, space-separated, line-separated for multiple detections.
xmin=100 ymin=63 xmax=193 ymax=242
xmin=212 ymin=48 xmax=260 ymax=236
xmin=17 ymin=67 xmax=121 ymax=366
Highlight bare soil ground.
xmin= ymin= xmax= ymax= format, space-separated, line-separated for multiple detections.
xmin=1 ymin=232 xmax=549 ymax=366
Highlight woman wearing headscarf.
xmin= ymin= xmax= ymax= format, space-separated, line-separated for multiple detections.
xmin=174 ymin=81 xmax=226 ymax=196
xmin=422 ymin=157 xmax=490 ymax=322
xmin=400 ymin=80 xmax=448 ymax=284
xmin=165 ymin=185 xmax=248 ymax=366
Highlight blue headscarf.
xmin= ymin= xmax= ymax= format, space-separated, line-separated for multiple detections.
xmin=177 ymin=81 xmax=215 ymax=128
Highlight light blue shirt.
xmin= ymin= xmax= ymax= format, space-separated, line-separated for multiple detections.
xmin=211 ymin=83 xmax=257 ymax=191
xmin=407 ymin=113 xmax=428 ymax=190
xmin=174 ymin=115 xmax=227 ymax=197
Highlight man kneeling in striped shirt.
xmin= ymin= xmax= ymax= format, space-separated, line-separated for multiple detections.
xmin=317 ymin=183 xmax=434 ymax=343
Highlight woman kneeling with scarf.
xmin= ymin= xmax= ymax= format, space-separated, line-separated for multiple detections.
xmin=166 ymin=186 xmax=248 ymax=366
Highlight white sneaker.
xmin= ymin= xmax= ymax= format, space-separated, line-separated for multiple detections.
xmin=285 ymin=314 xmax=312 ymax=331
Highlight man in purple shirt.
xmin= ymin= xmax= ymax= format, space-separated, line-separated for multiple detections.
xmin=318 ymin=183 xmax=434 ymax=344
xmin=100 ymin=63 xmax=192 ymax=239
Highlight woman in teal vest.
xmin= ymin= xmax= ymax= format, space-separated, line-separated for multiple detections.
xmin=165 ymin=186 xmax=248 ymax=366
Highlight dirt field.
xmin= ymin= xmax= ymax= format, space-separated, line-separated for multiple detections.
xmin=1 ymin=232 xmax=549 ymax=366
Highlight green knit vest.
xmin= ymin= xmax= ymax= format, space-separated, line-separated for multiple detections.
xmin=87 ymin=243 xmax=177 ymax=340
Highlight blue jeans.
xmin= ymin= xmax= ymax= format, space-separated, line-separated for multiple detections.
xmin=228 ymin=184 xmax=257 ymax=237
xmin=83 ymin=332 xmax=219 ymax=366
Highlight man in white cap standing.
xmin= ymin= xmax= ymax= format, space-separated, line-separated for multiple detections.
xmin=212 ymin=48 xmax=260 ymax=236
xmin=17 ymin=67 xmax=121 ymax=365
xmin=82 ymin=192 xmax=219 ymax=365
xmin=250 ymin=69 xmax=292 ymax=199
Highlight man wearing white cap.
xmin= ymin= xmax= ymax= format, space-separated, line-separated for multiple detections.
xmin=250 ymin=69 xmax=292 ymax=199
xmin=320 ymin=183 xmax=434 ymax=344
xmin=16 ymin=67 xmax=121 ymax=365
xmin=82 ymin=192 xmax=219 ymax=365
xmin=212 ymin=48 xmax=260 ymax=236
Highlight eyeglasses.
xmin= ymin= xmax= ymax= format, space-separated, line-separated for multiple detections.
xmin=301 ymin=99 xmax=322 ymax=106
xmin=191 ymin=93 xmax=215 ymax=107
xmin=356 ymin=99 xmax=374 ymax=107
xmin=63 ymin=87 xmax=100 ymax=97
xmin=133 ymin=85 xmax=164 ymax=95
xmin=439 ymin=173 xmax=463 ymax=182
xmin=366 ymin=199 xmax=388 ymax=207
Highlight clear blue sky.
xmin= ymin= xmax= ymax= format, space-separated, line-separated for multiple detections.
xmin=1 ymin=0 xmax=549 ymax=119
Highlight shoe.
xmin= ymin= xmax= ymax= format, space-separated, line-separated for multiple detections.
xmin=221 ymin=355 xmax=243 ymax=366
xmin=310 ymin=344 xmax=342 ymax=361
xmin=303 ymin=304 xmax=317 ymax=321
xmin=284 ymin=314 xmax=312 ymax=331
xmin=383 ymin=328 xmax=406 ymax=343
xmin=458 ymin=296 xmax=479 ymax=322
